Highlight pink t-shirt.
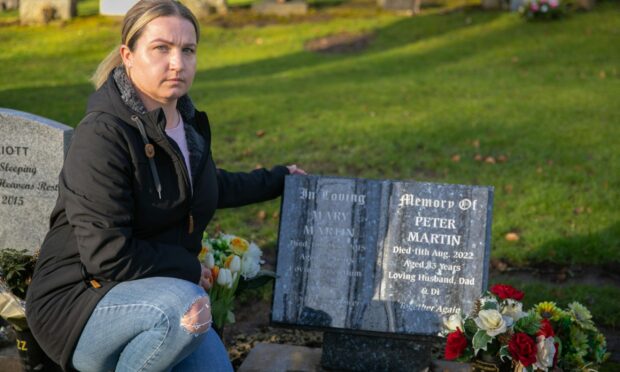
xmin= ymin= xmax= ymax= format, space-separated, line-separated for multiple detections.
xmin=165 ymin=118 xmax=193 ymax=185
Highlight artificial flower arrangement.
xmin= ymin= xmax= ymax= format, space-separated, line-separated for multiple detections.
xmin=519 ymin=0 xmax=564 ymax=19
xmin=199 ymin=233 xmax=275 ymax=329
xmin=0 ymin=248 xmax=36 ymax=332
xmin=442 ymin=284 xmax=609 ymax=371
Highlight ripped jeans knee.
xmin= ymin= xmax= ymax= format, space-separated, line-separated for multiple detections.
xmin=180 ymin=296 xmax=212 ymax=335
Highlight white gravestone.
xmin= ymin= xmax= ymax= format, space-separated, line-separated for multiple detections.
xmin=0 ymin=108 xmax=72 ymax=254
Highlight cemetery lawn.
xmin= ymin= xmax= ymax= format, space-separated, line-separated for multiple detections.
xmin=0 ymin=0 xmax=618 ymax=360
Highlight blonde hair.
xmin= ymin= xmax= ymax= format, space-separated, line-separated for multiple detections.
xmin=91 ymin=0 xmax=200 ymax=89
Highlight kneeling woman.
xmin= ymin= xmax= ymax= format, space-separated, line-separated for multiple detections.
xmin=26 ymin=0 xmax=304 ymax=370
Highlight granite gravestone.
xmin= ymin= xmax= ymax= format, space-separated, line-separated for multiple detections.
xmin=272 ymin=175 xmax=493 ymax=371
xmin=0 ymin=108 xmax=72 ymax=254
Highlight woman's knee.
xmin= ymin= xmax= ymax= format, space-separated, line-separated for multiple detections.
xmin=154 ymin=278 xmax=212 ymax=335
xmin=180 ymin=295 xmax=212 ymax=334
xmin=112 ymin=277 xmax=211 ymax=335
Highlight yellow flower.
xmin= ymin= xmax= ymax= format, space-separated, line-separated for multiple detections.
xmin=535 ymin=301 xmax=562 ymax=321
xmin=198 ymin=246 xmax=208 ymax=262
xmin=230 ymin=237 xmax=250 ymax=255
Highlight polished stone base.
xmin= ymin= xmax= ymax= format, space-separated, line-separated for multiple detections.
xmin=238 ymin=342 xmax=322 ymax=372
xmin=321 ymin=332 xmax=433 ymax=372
xmin=237 ymin=340 xmax=482 ymax=371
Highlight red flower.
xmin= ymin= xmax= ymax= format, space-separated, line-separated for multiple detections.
xmin=508 ymin=332 xmax=537 ymax=367
xmin=490 ymin=284 xmax=524 ymax=301
xmin=537 ymin=319 xmax=555 ymax=338
xmin=444 ymin=329 xmax=468 ymax=360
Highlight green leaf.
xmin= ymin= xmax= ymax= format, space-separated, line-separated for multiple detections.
xmin=482 ymin=300 xmax=498 ymax=311
xmin=515 ymin=311 xmax=541 ymax=334
xmin=226 ymin=310 xmax=236 ymax=324
xmin=235 ymin=270 xmax=275 ymax=293
xmin=464 ymin=318 xmax=478 ymax=336
xmin=472 ymin=330 xmax=493 ymax=355
xmin=499 ymin=345 xmax=511 ymax=362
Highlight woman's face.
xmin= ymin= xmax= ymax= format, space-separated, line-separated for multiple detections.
xmin=121 ymin=16 xmax=197 ymax=110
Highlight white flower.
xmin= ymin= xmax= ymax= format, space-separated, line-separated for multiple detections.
xmin=241 ymin=254 xmax=260 ymax=279
xmin=474 ymin=309 xmax=512 ymax=337
xmin=245 ymin=243 xmax=262 ymax=260
xmin=217 ymin=268 xmax=233 ymax=288
xmin=228 ymin=255 xmax=241 ymax=273
xmin=501 ymin=299 xmax=526 ymax=322
xmin=534 ymin=335 xmax=556 ymax=371
xmin=204 ymin=253 xmax=215 ymax=269
xmin=443 ymin=313 xmax=464 ymax=332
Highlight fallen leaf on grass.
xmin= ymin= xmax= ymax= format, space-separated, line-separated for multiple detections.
xmin=497 ymin=155 xmax=508 ymax=163
xmin=474 ymin=154 xmax=483 ymax=161
xmin=484 ymin=156 xmax=496 ymax=164
xmin=505 ymin=232 xmax=520 ymax=242
xmin=256 ymin=130 xmax=266 ymax=138
xmin=451 ymin=154 xmax=461 ymax=162
xmin=504 ymin=184 xmax=513 ymax=194
xmin=257 ymin=210 xmax=267 ymax=221
xmin=272 ymin=211 xmax=279 ymax=219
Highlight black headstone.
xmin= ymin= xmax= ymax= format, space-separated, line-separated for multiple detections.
xmin=271 ymin=175 xmax=493 ymax=370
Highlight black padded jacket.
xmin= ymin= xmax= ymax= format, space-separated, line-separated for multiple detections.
xmin=25 ymin=69 xmax=288 ymax=370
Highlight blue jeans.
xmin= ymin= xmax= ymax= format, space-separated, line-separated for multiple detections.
xmin=72 ymin=277 xmax=233 ymax=371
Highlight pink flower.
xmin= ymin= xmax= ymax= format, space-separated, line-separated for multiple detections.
xmin=531 ymin=2 xmax=539 ymax=11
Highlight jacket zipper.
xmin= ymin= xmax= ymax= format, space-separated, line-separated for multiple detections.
xmin=150 ymin=116 xmax=195 ymax=234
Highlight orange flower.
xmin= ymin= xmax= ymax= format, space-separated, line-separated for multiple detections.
xmin=230 ymin=237 xmax=249 ymax=255
xmin=212 ymin=266 xmax=220 ymax=281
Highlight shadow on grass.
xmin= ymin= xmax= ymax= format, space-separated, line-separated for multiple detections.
xmin=537 ymin=221 xmax=620 ymax=267
xmin=0 ymin=83 xmax=93 ymax=126
xmin=196 ymin=10 xmax=505 ymax=84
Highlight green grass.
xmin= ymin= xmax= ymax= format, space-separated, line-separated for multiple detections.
xmin=1 ymin=1 xmax=618 ymax=263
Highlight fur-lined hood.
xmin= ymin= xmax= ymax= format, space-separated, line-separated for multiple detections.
xmin=86 ymin=66 xmax=197 ymax=134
